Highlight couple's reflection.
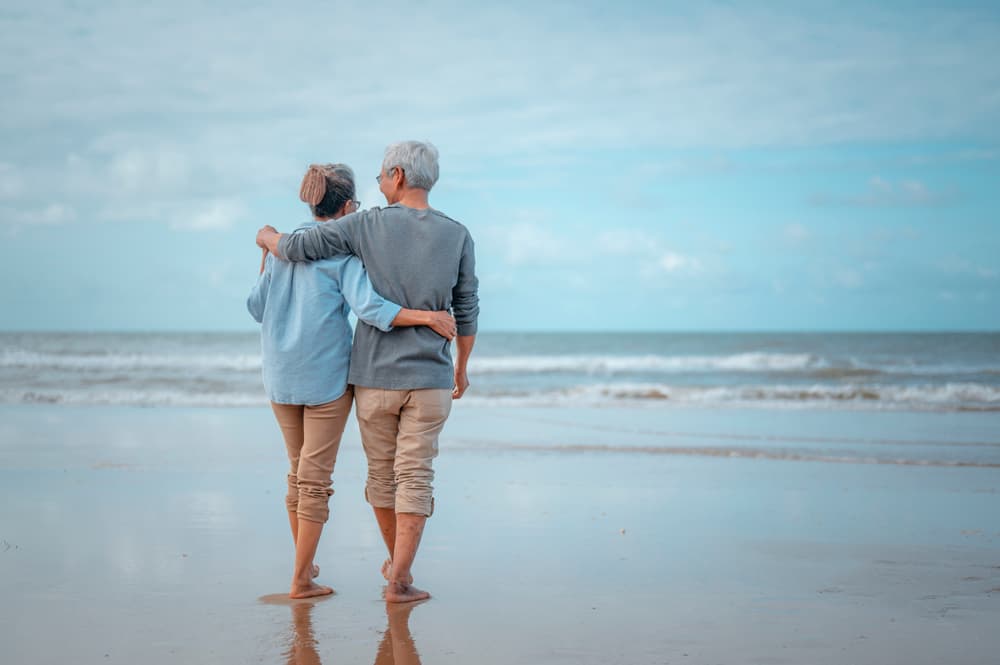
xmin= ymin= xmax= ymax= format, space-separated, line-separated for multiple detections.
xmin=282 ymin=599 xmax=424 ymax=665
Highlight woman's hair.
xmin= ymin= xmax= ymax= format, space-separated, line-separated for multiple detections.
xmin=299 ymin=163 xmax=355 ymax=218
xmin=382 ymin=141 xmax=439 ymax=191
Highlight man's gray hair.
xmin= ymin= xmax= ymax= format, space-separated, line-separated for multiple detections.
xmin=382 ymin=141 xmax=440 ymax=191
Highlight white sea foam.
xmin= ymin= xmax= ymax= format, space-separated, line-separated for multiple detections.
xmin=6 ymin=347 xmax=1000 ymax=378
xmin=468 ymin=352 xmax=824 ymax=374
xmin=0 ymin=349 xmax=261 ymax=371
xmin=462 ymin=381 xmax=1000 ymax=410
xmin=3 ymin=381 xmax=998 ymax=410
xmin=5 ymin=388 xmax=268 ymax=407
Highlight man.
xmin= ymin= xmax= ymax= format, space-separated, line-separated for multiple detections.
xmin=256 ymin=141 xmax=479 ymax=603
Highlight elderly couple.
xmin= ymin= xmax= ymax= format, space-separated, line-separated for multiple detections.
xmin=249 ymin=141 xmax=479 ymax=603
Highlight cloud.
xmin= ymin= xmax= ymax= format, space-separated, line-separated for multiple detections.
xmin=488 ymin=220 xmax=571 ymax=267
xmin=486 ymin=222 xmax=711 ymax=285
xmin=936 ymin=255 xmax=999 ymax=280
xmin=107 ymin=146 xmax=189 ymax=195
xmin=170 ymin=199 xmax=245 ymax=231
xmin=784 ymin=223 xmax=810 ymax=242
xmin=659 ymin=252 xmax=703 ymax=274
xmin=2 ymin=1 xmax=998 ymax=239
xmin=595 ymin=230 xmax=664 ymax=256
xmin=902 ymin=148 xmax=999 ymax=166
xmin=593 ymin=229 xmax=708 ymax=278
xmin=810 ymin=176 xmax=958 ymax=207
xmin=0 ymin=163 xmax=23 ymax=200
xmin=1 ymin=202 xmax=76 ymax=227
xmin=834 ymin=268 xmax=864 ymax=289
xmin=3 ymin=3 xmax=1000 ymax=157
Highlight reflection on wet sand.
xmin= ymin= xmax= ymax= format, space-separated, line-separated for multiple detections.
xmin=285 ymin=601 xmax=322 ymax=665
xmin=373 ymin=600 xmax=425 ymax=665
xmin=263 ymin=594 xmax=425 ymax=665
xmin=258 ymin=594 xmax=332 ymax=665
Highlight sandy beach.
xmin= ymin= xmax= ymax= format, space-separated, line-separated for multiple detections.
xmin=2 ymin=403 xmax=999 ymax=664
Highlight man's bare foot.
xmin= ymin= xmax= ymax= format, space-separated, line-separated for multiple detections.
xmin=381 ymin=558 xmax=413 ymax=584
xmin=290 ymin=582 xmax=334 ymax=599
xmin=384 ymin=581 xmax=430 ymax=603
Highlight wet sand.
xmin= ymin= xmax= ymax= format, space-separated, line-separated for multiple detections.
xmin=1 ymin=404 xmax=999 ymax=664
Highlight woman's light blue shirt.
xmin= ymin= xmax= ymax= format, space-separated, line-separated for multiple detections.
xmin=247 ymin=221 xmax=402 ymax=405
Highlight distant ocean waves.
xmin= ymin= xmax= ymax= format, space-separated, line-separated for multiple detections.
xmin=463 ymin=353 xmax=1000 ymax=378
xmin=7 ymin=348 xmax=1000 ymax=377
xmin=6 ymin=381 xmax=999 ymax=411
xmin=466 ymin=381 xmax=1000 ymax=411
xmin=2 ymin=333 xmax=1000 ymax=411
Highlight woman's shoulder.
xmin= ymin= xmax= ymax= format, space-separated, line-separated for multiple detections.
xmin=289 ymin=220 xmax=320 ymax=234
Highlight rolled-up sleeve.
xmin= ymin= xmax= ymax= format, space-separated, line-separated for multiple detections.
xmin=338 ymin=256 xmax=401 ymax=332
xmin=246 ymin=257 xmax=272 ymax=323
xmin=453 ymin=233 xmax=479 ymax=336
xmin=278 ymin=213 xmax=361 ymax=262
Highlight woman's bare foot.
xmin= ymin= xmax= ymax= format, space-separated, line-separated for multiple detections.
xmin=384 ymin=581 xmax=430 ymax=603
xmin=290 ymin=581 xmax=334 ymax=599
xmin=381 ymin=557 xmax=413 ymax=584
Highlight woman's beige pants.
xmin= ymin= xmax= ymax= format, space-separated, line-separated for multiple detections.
xmin=270 ymin=387 xmax=353 ymax=524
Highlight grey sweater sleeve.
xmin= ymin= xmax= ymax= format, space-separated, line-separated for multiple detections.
xmin=453 ymin=233 xmax=480 ymax=336
xmin=278 ymin=215 xmax=359 ymax=262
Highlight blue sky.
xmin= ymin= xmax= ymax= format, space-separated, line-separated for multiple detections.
xmin=1 ymin=0 xmax=998 ymax=331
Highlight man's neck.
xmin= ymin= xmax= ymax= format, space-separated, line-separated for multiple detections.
xmin=394 ymin=188 xmax=430 ymax=210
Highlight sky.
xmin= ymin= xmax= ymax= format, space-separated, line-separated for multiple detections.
xmin=1 ymin=0 xmax=998 ymax=332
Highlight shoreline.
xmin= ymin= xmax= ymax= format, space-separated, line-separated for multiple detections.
xmin=1 ymin=404 xmax=999 ymax=663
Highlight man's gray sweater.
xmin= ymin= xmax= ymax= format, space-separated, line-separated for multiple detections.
xmin=277 ymin=204 xmax=479 ymax=390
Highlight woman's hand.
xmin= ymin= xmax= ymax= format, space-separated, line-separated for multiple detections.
xmin=424 ymin=311 xmax=457 ymax=340
xmin=390 ymin=309 xmax=457 ymax=339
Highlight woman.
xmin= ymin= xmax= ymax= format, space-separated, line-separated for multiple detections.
xmin=247 ymin=163 xmax=456 ymax=599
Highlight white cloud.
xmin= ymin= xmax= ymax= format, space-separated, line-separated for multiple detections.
xmin=0 ymin=163 xmax=23 ymax=200
xmin=659 ymin=252 xmax=703 ymax=275
xmin=483 ymin=218 xmax=574 ymax=267
xmin=486 ymin=222 xmax=711 ymax=284
xmin=834 ymin=268 xmax=864 ymax=289
xmin=2 ymin=3 xmax=999 ymax=157
xmin=1 ymin=202 xmax=76 ymax=227
xmin=107 ymin=146 xmax=189 ymax=194
xmin=784 ymin=223 xmax=810 ymax=242
xmin=595 ymin=230 xmax=663 ymax=256
xmin=811 ymin=176 xmax=958 ymax=207
xmin=936 ymin=254 xmax=998 ymax=280
xmin=171 ymin=199 xmax=245 ymax=231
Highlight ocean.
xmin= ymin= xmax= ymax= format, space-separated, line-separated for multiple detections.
xmin=2 ymin=331 xmax=998 ymax=412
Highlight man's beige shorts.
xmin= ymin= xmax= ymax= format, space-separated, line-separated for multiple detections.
xmin=354 ymin=387 xmax=452 ymax=517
